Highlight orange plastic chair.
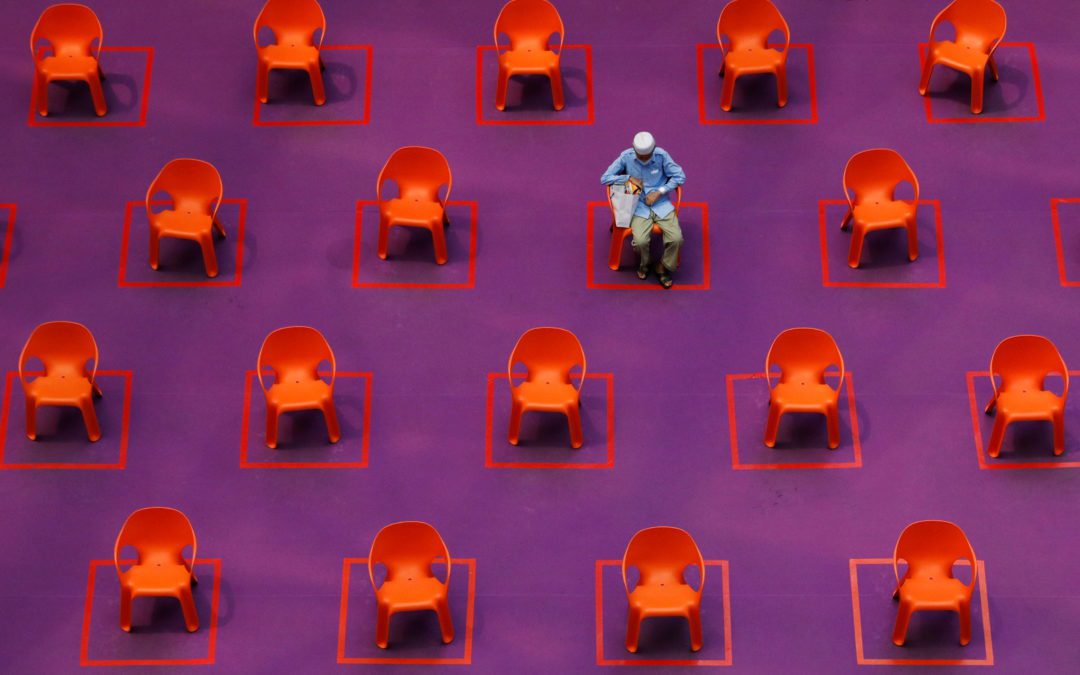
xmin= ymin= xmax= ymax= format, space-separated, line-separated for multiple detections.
xmin=764 ymin=327 xmax=844 ymax=449
xmin=840 ymin=149 xmax=920 ymax=269
xmin=716 ymin=0 xmax=790 ymax=111
xmin=622 ymin=526 xmax=705 ymax=653
xmin=368 ymin=521 xmax=454 ymax=649
xmin=31 ymin=4 xmax=107 ymax=117
xmin=377 ymin=147 xmax=452 ymax=265
xmin=19 ymin=321 xmax=103 ymax=442
xmin=257 ymin=326 xmax=340 ymax=449
xmin=254 ymin=0 xmax=327 ymax=106
xmin=146 ymin=159 xmax=226 ymax=278
xmin=919 ymin=0 xmax=1006 ymax=114
xmin=114 ymin=507 xmax=200 ymax=633
xmin=984 ymin=335 xmax=1068 ymax=458
xmin=607 ymin=185 xmax=682 ymax=271
xmin=892 ymin=520 xmax=976 ymax=647
xmin=508 ymin=327 xmax=586 ymax=449
xmin=494 ymin=0 xmax=565 ymax=111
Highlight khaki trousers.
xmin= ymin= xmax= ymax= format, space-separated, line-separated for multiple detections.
xmin=630 ymin=210 xmax=683 ymax=272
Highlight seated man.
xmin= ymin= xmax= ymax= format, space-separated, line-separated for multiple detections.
xmin=600 ymin=132 xmax=686 ymax=288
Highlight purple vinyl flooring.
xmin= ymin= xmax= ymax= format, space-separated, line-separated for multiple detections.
xmin=0 ymin=0 xmax=1078 ymax=672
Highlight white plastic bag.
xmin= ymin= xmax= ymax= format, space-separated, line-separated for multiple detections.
xmin=610 ymin=184 xmax=639 ymax=229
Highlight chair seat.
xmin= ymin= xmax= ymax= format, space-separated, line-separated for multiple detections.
xmin=996 ymin=389 xmax=1064 ymax=418
xmin=853 ymin=200 xmax=915 ymax=229
xmin=151 ymin=210 xmax=213 ymax=238
xmin=771 ymin=382 xmax=838 ymax=410
xmin=628 ymin=583 xmax=699 ymax=614
xmin=267 ymin=380 xmax=331 ymax=409
xmin=725 ymin=47 xmax=784 ymax=73
xmin=120 ymin=564 xmax=191 ymax=595
xmin=25 ymin=374 xmax=92 ymax=403
xmin=499 ymin=48 xmax=559 ymax=73
xmin=377 ymin=577 xmax=446 ymax=611
xmin=929 ymin=40 xmax=989 ymax=72
xmin=513 ymin=381 xmax=578 ymax=409
xmin=899 ymin=577 xmax=971 ymax=608
xmin=381 ymin=198 xmax=444 ymax=226
xmin=38 ymin=54 xmax=99 ymax=79
xmin=259 ymin=44 xmax=320 ymax=68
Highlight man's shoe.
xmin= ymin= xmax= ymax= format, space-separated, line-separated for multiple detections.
xmin=637 ymin=266 xmax=649 ymax=280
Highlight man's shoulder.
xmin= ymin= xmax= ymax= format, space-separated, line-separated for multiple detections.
xmin=618 ymin=147 xmax=635 ymax=159
xmin=653 ymin=147 xmax=671 ymax=159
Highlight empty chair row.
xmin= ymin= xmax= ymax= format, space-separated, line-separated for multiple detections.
xmin=111 ymin=508 xmax=980 ymax=653
xmin=18 ymin=322 xmax=1069 ymax=460
xmin=31 ymin=0 xmax=1009 ymax=119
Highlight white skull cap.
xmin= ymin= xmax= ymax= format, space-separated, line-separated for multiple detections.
xmin=632 ymin=131 xmax=655 ymax=155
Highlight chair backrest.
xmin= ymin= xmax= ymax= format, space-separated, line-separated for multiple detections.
xmin=146 ymin=158 xmax=223 ymax=219
xmin=508 ymin=327 xmax=586 ymax=389
xmin=606 ymin=184 xmax=682 ymax=218
xmin=19 ymin=321 xmax=98 ymax=384
xmin=932 ymin=0 xmax=1006 ymax=53
xmin=257 ymin=326 xmax=336 ymax=392
xmin=717 ymin=0 xmax=789 ymax=53
xmin=494 ymin=0 xmax=564 ymax=54
xmin=765 ymin=327 xmax=843 ymax=391
xmin=114 ymin=507 xmax=196 ymax=574
xmin=989 ymin=335 xmax=1068 ymax=399
xmin=842 ymin=148 xmax=919 ymax=207
xmin=31 ymin=3 xmax=102 ymax=60
xmin=254 ymin=0 xmax=326 ymax=48
xmin=368 ymin=521 xmax=451 ymax=588
xmin=894 ymin=520 xmax=976 ymax=589
xmin=622 ymin=526 xmax=705 ymax=595
xmin=377 ymin=146 xmax=452 ymax=204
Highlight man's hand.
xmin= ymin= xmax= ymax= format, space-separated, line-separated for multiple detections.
xmin=644 ymin=191 xmax=662 ymax=206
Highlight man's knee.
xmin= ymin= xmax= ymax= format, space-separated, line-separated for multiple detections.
xmin=632 ymin=233 xmax=651 ymax=249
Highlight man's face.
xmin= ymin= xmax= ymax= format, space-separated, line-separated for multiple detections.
xmin=635 ymin=151 xmax=653 ymax=163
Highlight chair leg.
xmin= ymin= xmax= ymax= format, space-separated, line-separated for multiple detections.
xmin=775 ymin=66 xmax=788 ymax=108
xmin=549 ymin=68 xmax=565 ymax=111
xmin=265 ymin=404 xmax=279 ymax=449
xmin=625 ymin=607 xmax=642 ymax=653
xmin=308 ymin=62 xmax=327 ymax=106
xmin=969 ymin=68 xmax=985 ymax=114
xmin=688 ymin=606 xmax=703 ymax=652
xmin=891 ymin=601 xmax=914 ymax=646
xmin=431 ymin=222 xmax=449 ymax=265
xmin=119 ymin=586 xmax=133 ymax=632
xmin=840 ymin=207 xmax=853 ymax=231
xmin=178 ymin=586 xmax=200 ymax=632
xmin=495 ymin=66 xmax=510 ymax=111
xmin=565 ymin=401 xmax=583 ymax=449
xmin=608 ymin=227 xmax=627 ymax=271
xmin=149 ymin=230 xmax=161 ymax=270
xmin=906 ymin=219 xmax=919 ymax=262
xmin=847 ymin=224 xmax=866 ymax=268
xmin=1052 ymin=410 xmax=1065 ymax=456
xmin=958 ymin=601 xmax=972 ymax=646
xmin=508 ymin=399 xmax=523 ymax=445
xmin=36 ymin=72 xmax=49 ymax=117
xmin=436 ymin=597 xmax=455 ymax=644
xmin=199 ymin=234 xmax=219 ymax=278
xmin=322 ymin=400 xmax=341 ymax=444
xmin=720 ymin=70 xmax=738 ymax=112
xmin=80 ymin=397 xmax=102 ymax=442
xmin=213 ymin=217 xmax=227 ymax=238
xmin=87 ymin=74 xmax=107 ymax=117
xmin=377 ymin=217 xmax=392 ymax=260
xmin=256 ymin=63 xmax=270 ymax=103
xmin=986 ymin=413 xmax=1008 ymax=459
xmin=988 ymin=53 xmax=999 ymax=82
xmin=25 ymin=399 xmax=37 ymax=441
xmin=375 ymin=603 xmax=392 ymax=649
xmin=826 ymin=403 xmax=841 ymax=449
xmin=918 ymin=57 xmax=936 ymax=95
xmin=764 ymin=402 xmax=782 ymax=448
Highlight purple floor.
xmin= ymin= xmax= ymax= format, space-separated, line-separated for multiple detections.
xmin=1 ymin=0 xmax=1078 ymax=672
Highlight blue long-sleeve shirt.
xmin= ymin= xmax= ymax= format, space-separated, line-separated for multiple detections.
xmin=600 ymin=147 xmax=686 ymax=219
